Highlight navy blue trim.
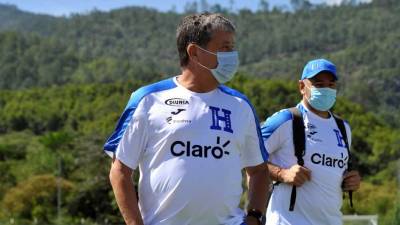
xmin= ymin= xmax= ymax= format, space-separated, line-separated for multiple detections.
xmin=261 ymin=109 xmax=292 ymax=141
xmin=103 ymin=78 xmax=177 ymax=152
xmin=218 ymin=85 xmax=269 ymax=161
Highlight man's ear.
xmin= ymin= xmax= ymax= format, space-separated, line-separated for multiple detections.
xmin=299 ymin=80 xmax=306 ymax=95
xmin=187 ymin=43 xmax=198 ymax=62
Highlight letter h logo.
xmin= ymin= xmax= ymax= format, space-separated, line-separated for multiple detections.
xmin=333 ymin=129 xmax=347 ymax=148
xmin=209 ymin=106 xmax=233 ymax=133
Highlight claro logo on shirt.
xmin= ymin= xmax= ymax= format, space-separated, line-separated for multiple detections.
xmin=170 ymin=136 xmax=230 ymax=159
xmin=311 ymin=152 xmax=347 ymax=168
xmin=165 ymin=98 xmax=189 ymax=106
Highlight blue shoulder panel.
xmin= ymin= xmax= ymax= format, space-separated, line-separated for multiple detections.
xmin=261 ymin=109 xmax=292 ymax=141
xmin=218 ymin=85 xmax=269 ymax=161
xmin=104 ymin=78 xmax=176 ymax=152
xmin=296 ymin=103 xmax=307 ymax=114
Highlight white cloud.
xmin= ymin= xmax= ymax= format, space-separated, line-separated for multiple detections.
xmin=323 ymin=0 xmax=372 ymax=5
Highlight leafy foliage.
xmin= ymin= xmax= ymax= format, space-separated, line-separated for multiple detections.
xmin=1 ymin=174 xmax=74 ymax=224
xmin=0 ymin=77 xmax=398 ymax=224
xmin=0 ymin=1 xmax=399 ymax=127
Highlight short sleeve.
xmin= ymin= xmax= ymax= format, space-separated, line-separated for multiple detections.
xmin=240 ymin=105 xmax=269 ymax=168
xmin=261 ymin=109 xmax=292 ymax=155
xmin=103 ymin=94 xmax=149 ymax=170
xmin=115 ymin=108 xmax=148 ymax=169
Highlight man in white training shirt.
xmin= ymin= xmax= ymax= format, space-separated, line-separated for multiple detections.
xmin=261 ymin=59 xmax=361 ymax=225
xmin=105 ymin=13 xmax=270 ymax=225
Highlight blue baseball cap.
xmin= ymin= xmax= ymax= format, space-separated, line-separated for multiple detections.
xmin=301 ymin=58 xmax=338 ymax=80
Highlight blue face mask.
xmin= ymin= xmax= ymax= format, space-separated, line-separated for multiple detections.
xmin=196 ymin=46 xmax=239 ymax=83
xmin=306 ymin=86 xmax=337 ymax=111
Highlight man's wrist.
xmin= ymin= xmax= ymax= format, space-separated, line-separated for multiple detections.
xmin=246 ymin=208 xmax=263 ymax=225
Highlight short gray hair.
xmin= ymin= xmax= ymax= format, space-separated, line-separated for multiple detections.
xmin=176 ymin=13 xmax=236 ymax=67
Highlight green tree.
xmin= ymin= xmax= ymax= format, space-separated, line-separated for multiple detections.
xmin=1 ymin=175 xmax=74 ymax=224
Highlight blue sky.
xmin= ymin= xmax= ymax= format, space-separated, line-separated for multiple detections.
xmin=0 ymin=0 xmax=371 ymax=16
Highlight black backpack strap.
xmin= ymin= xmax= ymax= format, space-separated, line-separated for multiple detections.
xmin=288 ymin=107 xmax=305 ymax=211
xmin=333 ymin=114 xmax=353 ymax=208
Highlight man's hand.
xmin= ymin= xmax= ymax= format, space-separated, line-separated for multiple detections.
xmin=281 ymin=164 xmax=311 ymax=187
xmin=342 ymin=170 xmax=361 ymax=191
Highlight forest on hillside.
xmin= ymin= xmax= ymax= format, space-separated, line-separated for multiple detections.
xmin=0 ymin=0 xmax=399 ymax=127
xmin=0 ymin=0 xmax=399 ymax=224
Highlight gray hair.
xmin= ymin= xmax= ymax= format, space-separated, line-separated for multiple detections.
xmin=176 ymin=13 xmax=236 ymax=67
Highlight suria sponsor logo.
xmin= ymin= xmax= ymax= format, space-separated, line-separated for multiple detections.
xmin=170 ymin=136 xmax=230 ymax=159
xmin=165 ymin=98 xmax=189 ymax=106
xmin=311 ymin=152 xmax=348 ymax=168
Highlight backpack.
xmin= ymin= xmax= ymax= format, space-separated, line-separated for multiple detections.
xmin=288 ymin=107 xmax=353 ymax=211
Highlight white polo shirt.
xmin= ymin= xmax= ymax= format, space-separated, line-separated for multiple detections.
xmin=104 ymin=77 xmax=268 ymax=225
xmin=262 ymin=103 xmax=351 ymax=225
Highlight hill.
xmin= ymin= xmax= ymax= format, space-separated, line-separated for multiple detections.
xmin=0 ymin=1 xmax=399 ymax=127
xmin=0 ymin=4 xmax=62 ymax=35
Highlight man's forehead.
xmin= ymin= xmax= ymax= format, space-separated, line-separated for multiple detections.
xmin=212 ymin=30 xmax=234 ymax=39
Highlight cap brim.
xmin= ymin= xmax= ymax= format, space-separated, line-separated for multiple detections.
xmin=303 ymin=69 xmax=338 ymax=80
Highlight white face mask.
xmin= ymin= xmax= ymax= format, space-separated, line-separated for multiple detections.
xmin=195 ymin=45 xmax=239 ymax=83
